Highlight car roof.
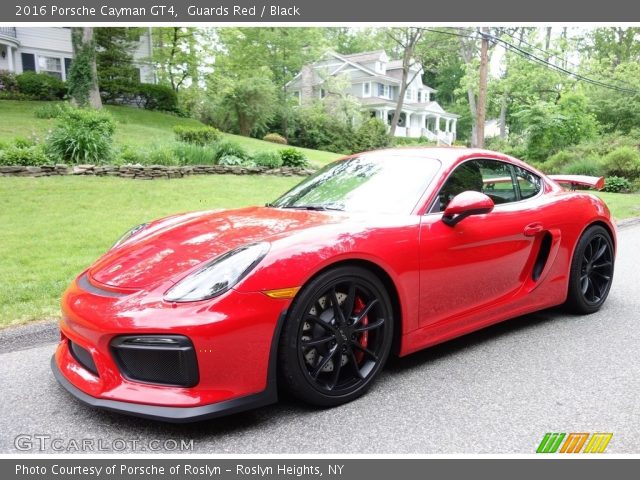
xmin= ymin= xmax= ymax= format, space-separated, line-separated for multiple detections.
xmin=358 ymin=147 xmax=520 ymax=167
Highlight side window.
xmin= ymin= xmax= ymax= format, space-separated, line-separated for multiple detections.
xmin=514 ymin=166 xmax=542 ymax=200
xmin=431 ymin=159 xmax=518 ymax=213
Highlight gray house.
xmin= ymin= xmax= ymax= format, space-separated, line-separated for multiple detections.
xmin=287 ymin=50 xmax=459 ymax=144
xmin=0 ymin=27 xmax=155 ymax=83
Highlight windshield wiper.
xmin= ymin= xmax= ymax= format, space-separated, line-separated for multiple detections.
xmin=279 ymin=204 xmax=344 ymax=211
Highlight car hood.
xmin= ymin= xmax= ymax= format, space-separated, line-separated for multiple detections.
xmin=88 ymin=206 xmax=343 ymax=289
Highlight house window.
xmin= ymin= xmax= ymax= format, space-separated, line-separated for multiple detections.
xmin=38 ymin=56 xmax=62 ymax=79
xmin=292 ymin=91 xmax=301 ymax=104
xmin=417 ymin=91 xmax=422 ymax=103
xmin=405 ymin=89 xmax=414 ymax=101
xmin=320 ymin=88 xmax=326 ymax=99
xmin=377 ymin=83 xmax=390 ymax=99
xmin=363 ymin=82 xmax=371 ymax=97
xmin=21 ymin=53 xmax=36 ymax=72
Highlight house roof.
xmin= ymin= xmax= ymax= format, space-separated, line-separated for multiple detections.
xmin=341 ymin=50 xmax=387 ymax=64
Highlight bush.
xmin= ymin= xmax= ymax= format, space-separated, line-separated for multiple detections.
xmin=172 ymin=143 xmax=217 ymax=165
xmin=602 ymin=176 xmax=632 ymax=193
xmin=33 ymin=103 xmax=71 ymax=119
xmin=0 ymin=70 xmax=18 ymax=93
xmin=392 ymin=136 xmax=434 ymax=147
xmin=137 ymin=84 xmax=178 ymax=112
xmin=173 ymin=125 xmax=220 ymax=145
xmin=263 ymin=133 xmax=288 ymax=145
xmin=353 ymin=118 xmax=390 ymax=152
xmin=602 ymin=146 xmax=640 ymax=180
xmin=16 ymin=72 xmax=66 ymax=100
xmin=539 ymin=150 xmax=579 ymax=174
xmin=0 ymin=145 xmax=49 ymax=166
xmin=279 ymin=148 xmax=309 ymax=168
xmin=252 ymin=151 xmax=283 ymax=168
xmin=218 ymin=155 xmax=244 ymax=166
xmin=212 ymin=141 xmax=248 ymax=163
xmin=564 ymin=156 xmax=603 ymax=176
xmin=46 ymin=108 xmax=116 ymax=164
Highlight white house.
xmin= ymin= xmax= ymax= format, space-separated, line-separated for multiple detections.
xmin=484 ymin=118 xmax=508 ymax=139
xmin=0 ymin=27 xmax=155 ymax=83
xmin=287 ymin=50 xmax=459 ymax=144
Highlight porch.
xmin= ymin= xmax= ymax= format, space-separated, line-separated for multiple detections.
xmin=370 ymin=108 xmax=457 ymax=145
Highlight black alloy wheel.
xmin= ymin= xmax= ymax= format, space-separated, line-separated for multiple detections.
xmin=279 ymin=266 xmax=393 ymax=407
xmin=566 ymin=225 xmax=614 ymax=314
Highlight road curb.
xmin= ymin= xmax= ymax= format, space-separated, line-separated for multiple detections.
xmin=0 ymin=320 xmax=58 ymax=354
xmin=616 ymin=216 xmax=640 ymax=229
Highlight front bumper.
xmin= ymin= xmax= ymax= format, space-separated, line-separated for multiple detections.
xmin=52 ymin=276 xmax=287 ymax=422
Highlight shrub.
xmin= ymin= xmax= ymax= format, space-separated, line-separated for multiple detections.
xmin=263 ymin=133 xmax=288 ymax=145
xmin=252 ymin=151 xmax=283 ymax=168
xmin=564 ymin=156 xmax=603 ymax=176
xmin=172 ymin=143 xmax=217 ymax=165
xmin=46 ymin=108 xmax=116 ymax=164
xmin=33 ymin=103 xmax=71 ymax=119
xmin=12 ymin=136 xmax=36 ymax=149
xmin=173 ymin=125 xmax=221 ymax=145
xmin=279 ymin=148 xmax=309 ymax=168
xmin=137 ymin=84 xmax=178 ymax=112
xmin=539 ymin=150 xmax=579 ymax=174
xmin=392 ymin=136 xmax=434 ymax=147
xmin=16 ymin=72 xmax=66 ymax=100
xmin=212 ymin=141 xmax=248 ymax=162
xmin=353 ymin=118 xmax=390 ymax=152
xmin=218 ymin=155 xmax=244 ymax=166
xmin=602 ymin=146 xmax=640 ymax=180
xmin=0 ymin=145 xmax=49 ymax=166
xmin=0 ymin=70 xmax=18 ymax=93
xmin=602 ymin=176 xmax=632 ymax=193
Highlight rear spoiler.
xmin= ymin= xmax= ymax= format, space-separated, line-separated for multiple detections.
xmin=548 ymin=175 xmax=605 ymax=191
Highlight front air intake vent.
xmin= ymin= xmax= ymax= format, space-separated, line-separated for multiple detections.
xmin=110 ymin=335 xmax=199 ymax=387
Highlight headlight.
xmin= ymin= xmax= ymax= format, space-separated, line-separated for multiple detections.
xmin=111 ymin=223 xmax=149 ymax=250
xmin=164 ymin=243 xmax=269 ymax=302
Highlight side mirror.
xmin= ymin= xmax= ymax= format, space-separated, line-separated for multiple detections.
xmin=442 ymin=191 xmax=494 ymax=227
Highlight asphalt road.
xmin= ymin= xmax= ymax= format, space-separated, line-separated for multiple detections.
xmin=1 ymin=223 xmax=639 ymax=454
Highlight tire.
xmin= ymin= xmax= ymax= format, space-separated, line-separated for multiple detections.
xmin=278 ymin=266 xmax=394 ymax=407
xmin=565 ymin=225 xmax=614 ymax=314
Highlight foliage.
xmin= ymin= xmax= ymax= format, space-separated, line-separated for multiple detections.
xmin=151 ymin=27 xmax=207 ymax=92
xmin=392 ymin=136 xmax=434 ymax=146
xmin=352 ymin=118 xmax=391 ymax=152
xmin=279 ymin=147 xmax=309 ymax=168
xmin=137 ymin=83 xmax=179 ymax=112
xmin=263 ymin=133 xmax=288 ymax=145
xmin=46 ymin=108 xmax=116 ymax=164
xmin=287 ymin=104 xmax=354 ymax=153
xmin=252 ymin=151 xmax=283 ymax=168
xmin=602 ymin=146 xmax=640 ymax=180
xmin=564 ymin=156 xmax=603 ymax=176
xmin=0 ymin=144 xmax=49 ymax=166
xmin=218 ymin=155 xmax=245 ymax=166
xmin=217 ymin=71 xmax=278 ymax=137
xmin=33 ymin=103 xmax=72 ymax=119
xmin=173 ymin=125 xmax=220 ymax=145
xmin=172 ymin=143 xmax=217 ymax=165
xmin=513 ymin=93 xmax=598 ymax=161
xmin=95 ymin=27 xmax=141 ymax=104
xmin=602 ymin=176 xmax=632 ymax=193
xmin=0 ymin=71 xmax=18 ymax=93
xmin=15 ymin=72 xmax=66 ymax=100
xmin=212 ymin=141 xmax=249 ymax=162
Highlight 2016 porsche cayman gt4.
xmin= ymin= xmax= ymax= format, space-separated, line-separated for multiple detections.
xmin=52 ymin=148 xmax=616 ymax=422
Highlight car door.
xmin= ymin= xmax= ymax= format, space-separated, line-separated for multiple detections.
xmin=418 ymin=158 xmax=544 ymax=328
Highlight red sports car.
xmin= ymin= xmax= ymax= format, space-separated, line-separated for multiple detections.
xmin=52 ymin=148 xmax=616 ymax=422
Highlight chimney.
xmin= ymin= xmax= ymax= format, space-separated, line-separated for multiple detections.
xmin=300 ymin=64 xmax=314 ymax=106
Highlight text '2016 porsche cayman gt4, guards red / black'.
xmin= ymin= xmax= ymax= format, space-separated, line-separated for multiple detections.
xmin=52 ymin=148 xmax=616 ymax=422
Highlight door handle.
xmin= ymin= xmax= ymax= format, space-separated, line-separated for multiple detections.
xmin=524 ymin=222 xmax=544 ymax=237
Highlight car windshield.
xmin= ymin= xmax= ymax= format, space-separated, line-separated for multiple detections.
xmin=270 ymin=153 xmax=441 ymax=214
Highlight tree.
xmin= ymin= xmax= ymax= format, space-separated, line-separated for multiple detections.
xmin=94 ymin=27 xmax=140 ymax=103
xmin=68 ymin=27 xmax=102 ymax=109
xmin=218 ymin=68 xmax=278 ymax=136
xmin=476 ymin=27 xmax=490 ymax=147
xmin=385 ymin=28 xmax=423 ymax=136
xmin=152 ymin=27 xmax=202 ymax=91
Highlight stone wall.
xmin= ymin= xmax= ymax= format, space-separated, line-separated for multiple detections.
xmin=0 ymin=164 xmax=316 ymax=179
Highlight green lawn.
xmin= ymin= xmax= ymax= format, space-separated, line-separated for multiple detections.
xmin=0 ymin=100 xmax=342 ymax=166
xmin=1 ymin=176 xmax=638 ymax=328
xmin=0 ymin=175 xmax=301 ymax=327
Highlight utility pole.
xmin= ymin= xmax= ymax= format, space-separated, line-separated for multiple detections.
xmin=476 ymin=27 xmax=489 ymax=148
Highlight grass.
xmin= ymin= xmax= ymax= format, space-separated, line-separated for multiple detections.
xmin=594 ymin=191 xmax=640 ymax=220
xmin=0 ymin=100 xmax=342 ymax=166
xmin=0 ymin=175 xmax=301 ymax=327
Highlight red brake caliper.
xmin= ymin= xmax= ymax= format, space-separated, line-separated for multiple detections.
xmin=353 ymin=297 xmax=369 ymax=362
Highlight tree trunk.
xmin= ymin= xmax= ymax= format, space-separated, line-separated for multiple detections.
xmin=476 ymin=27 xmax=489 ymax=148
xmin=388 ymin=28 xmax=422 ymax=137
xmin=544 ymin=27 xmax=552 ymax=60
xmin=499 ymin=95 xmax=507 ymax=139
xmin=70 ymin=27 xmax=102 ymax=109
